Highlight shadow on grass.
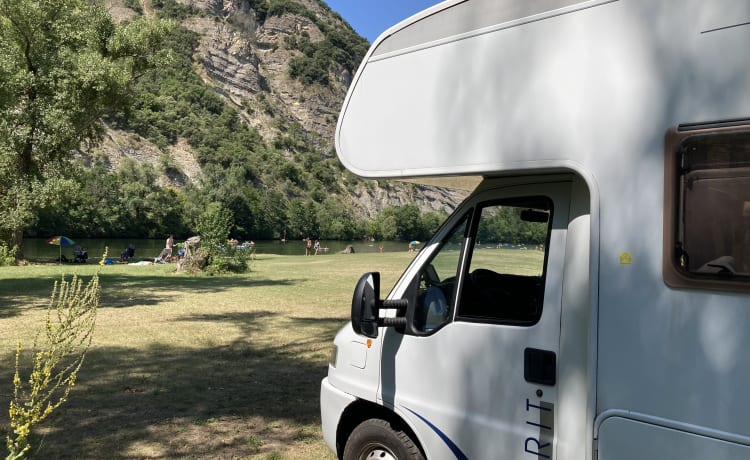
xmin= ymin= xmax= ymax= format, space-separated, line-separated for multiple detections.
xmin=97 ymin=275 xmax=297 ymax=309
xmin=0 ymin=311 xmax=347 ymax=459
xmin=0 ymin=273 xmax=297 ymax=315
xmin=0 ymin=303 xmax=22 ymax=319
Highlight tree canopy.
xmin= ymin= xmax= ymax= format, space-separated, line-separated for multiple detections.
xmin=0 ymin=0 xmax=170 ymax=250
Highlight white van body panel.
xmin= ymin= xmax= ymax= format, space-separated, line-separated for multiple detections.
xmin=597 ymin=415 xmax=750 ymax=459
xmin=337 ymin=0 xmax=750 ymax=178
xmin=323 ymin=0 xmax=750 ymax=459
xmin=320 ymin=377 xmax=357 ymax=450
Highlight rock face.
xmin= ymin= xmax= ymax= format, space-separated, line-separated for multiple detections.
xmin=101 ymin=0 xmax=467 ymax=217
xmin=181 ymin=0 xmax=350 ymax=152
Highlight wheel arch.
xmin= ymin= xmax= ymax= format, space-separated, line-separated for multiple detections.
xmin=337 ymin=400 xmax=426 ymax=459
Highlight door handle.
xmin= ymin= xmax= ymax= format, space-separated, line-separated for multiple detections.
xmin=524 ymin=348 xmax=556 ymax=386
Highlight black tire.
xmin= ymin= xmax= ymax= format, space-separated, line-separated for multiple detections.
xmin=343 ymin=418 xmax=425 ymax=460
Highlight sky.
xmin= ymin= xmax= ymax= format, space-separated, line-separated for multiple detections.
xmin=323 ymin=0 xmax=445 ymax=43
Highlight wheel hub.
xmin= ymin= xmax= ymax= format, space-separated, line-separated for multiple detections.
xmin=363 ymin=446 xmax=397 ymax=460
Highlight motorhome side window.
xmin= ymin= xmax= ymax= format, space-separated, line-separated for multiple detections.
xmin=457 ymin=198 xmax=551 ymax=325
xmin=668 ymin=129 xmax=750 ymax=286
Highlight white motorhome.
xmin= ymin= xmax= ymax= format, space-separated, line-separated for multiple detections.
xmin=320 ymin=0 xmax=750 ymax=459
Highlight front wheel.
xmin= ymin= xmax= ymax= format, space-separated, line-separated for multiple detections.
xmin=343 ymin=418 xmax=424 ymax=460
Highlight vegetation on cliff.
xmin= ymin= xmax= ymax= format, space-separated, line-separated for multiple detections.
xmin=6 ymin=0 xmax=456 ymax=250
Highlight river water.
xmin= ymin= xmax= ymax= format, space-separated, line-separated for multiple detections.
xmin=21 ymin=238 xmax=413 ymax=262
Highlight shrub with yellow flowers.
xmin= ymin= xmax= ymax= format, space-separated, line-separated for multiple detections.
xmin=5 ymin=251 xmax=104 ymax=459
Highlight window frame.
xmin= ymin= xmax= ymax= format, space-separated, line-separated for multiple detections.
xmin=663 ymin=119 xmax=750 ymax=292
xmin=399 ymin=209 xmax=473 ymax=336
xmin=454 ymin=196 xmax=554 ymax=326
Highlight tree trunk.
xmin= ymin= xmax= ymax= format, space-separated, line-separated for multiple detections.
xmin=11 ymin=228 xmax=24 ymax=261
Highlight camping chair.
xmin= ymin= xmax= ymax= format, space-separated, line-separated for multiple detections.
xmin=155 ymin=247 xmax=172 ymax=263
xmin=120 ymin=244 xmax=136 ymax=262
xmin=73 ymin=245 xmax=88 ymax=263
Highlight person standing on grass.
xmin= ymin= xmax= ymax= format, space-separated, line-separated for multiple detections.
xmin=305 ymin=237 xmax=312 ymax=256
xmin=165 ymin=234 xmax=174 ymax=261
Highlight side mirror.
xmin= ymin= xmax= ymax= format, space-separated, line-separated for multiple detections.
xmin=351 ymin=272 xmax=380 ymax=338
xmin=351 ymin=272 xmax=409 ymax=338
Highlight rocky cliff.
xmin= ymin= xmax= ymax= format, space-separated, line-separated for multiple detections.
xmin=99 ymin=0 xmax=467 ymax=218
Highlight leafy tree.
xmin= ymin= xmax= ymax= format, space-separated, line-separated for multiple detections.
xmin=32 ymin=161 xmax=113 ymax=238
xmin=259 ymin=190 xmax=289 ymax=239
xmin=369 ymin=213 xmax=398 ymax=241
xmin=0 ymin=0 xmax=170 ymax=253
xmin=192 ymin=202 xmax=251 ymax=275
xmin=196 ymin=202 xmax=234 ymax=253
xmin=317 ymin=197 xmax=356 ymax=240
xmin=392 ymin=204 xmax=423 ymax=241
xmin=286 ymin=198 xmax=318 ymax=239
xmin=477 ymin=207 xmax=547 ymax=245
xmin=421 ymin=211 xmax=448 ymax=237
xmin=380 ymin=214 xmax=399 ymax=241
xmin=373 ymin=204 xmax=423 ymax=241
xmin=364 ymin=204 xmax=447 ymax=242
xmin=31 ymin=157 xmax=190 ymax=240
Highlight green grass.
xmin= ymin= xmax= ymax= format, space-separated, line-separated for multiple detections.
xmin=0 ymin=248 xmax=542 ymax=458
xmin=471 ymin=248 xmax=545 ymax=276
xmin=0 ymin=252 xmax=416 ymax=459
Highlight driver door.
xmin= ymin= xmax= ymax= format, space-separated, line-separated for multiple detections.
xmin=380 ymin=181 xmax=571 ymax=460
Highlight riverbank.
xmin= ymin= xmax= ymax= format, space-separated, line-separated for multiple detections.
xmin=20 ymin=238 xmax=413 ymax=263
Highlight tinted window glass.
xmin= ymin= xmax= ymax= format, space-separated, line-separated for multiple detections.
xmin=676 ymin=132 xmax=750 ymax=278
xmin=457 ymin=197 xmax=551 ymax=325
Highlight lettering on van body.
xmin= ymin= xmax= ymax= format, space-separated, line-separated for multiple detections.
xmin=525 ymin=399 xmax=554 ymax=459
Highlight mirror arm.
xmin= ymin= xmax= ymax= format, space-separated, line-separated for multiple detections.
xmin=380 ymin=317 xmax=407 ymax=328
xmin=380 ymin=298 xmax=407 ymax=311
xmin=377 ymin=298 xmax=408 ymax=328
xmin=351 ymin=272 xmax=409 ymax=337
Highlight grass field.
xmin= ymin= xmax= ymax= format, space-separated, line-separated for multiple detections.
xmin=0 ymin=247 xmax=544 ymax=459
xmin=0 ymin=252 xmax=417 ymax=459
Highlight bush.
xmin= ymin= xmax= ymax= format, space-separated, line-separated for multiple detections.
xmin=288 ymin=55 xmax=329 ymax=86
xmin=205 ymin=245 xmax=251 ymax=275
xmin=0 ymin=242 xmax=16 ymax=266
xmin=152 ymin=0 xmax=200 ymax=20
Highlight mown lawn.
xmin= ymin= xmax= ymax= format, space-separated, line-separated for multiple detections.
xmin=0 ymin=252 xmax=416 ymax=459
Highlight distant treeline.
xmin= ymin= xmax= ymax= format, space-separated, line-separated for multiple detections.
xmin=29 ymin=156 xmax=448 ymax=242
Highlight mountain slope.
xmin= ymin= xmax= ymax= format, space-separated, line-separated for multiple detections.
xmin=85 ymin=0 xmax=466 ymax=238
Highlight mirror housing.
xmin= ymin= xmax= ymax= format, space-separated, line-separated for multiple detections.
xmin=351 ymin=272 xmax=380 ymax=338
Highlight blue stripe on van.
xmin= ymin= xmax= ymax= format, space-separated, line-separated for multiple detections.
xmin=403 ymin=406 xmax=468 ymax=460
